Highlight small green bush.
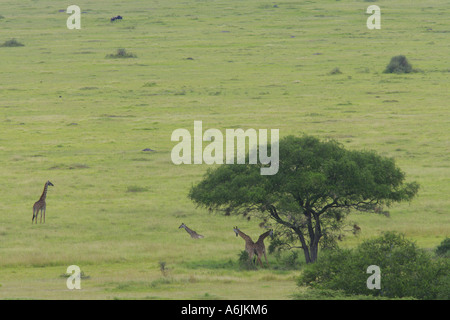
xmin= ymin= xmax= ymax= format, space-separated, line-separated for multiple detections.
xmin=436 ymin=237 xmax=450 ymax=257
xmin=126 ymin=185 xmax=148 ymax=193
xmin=60 ymin=271 xmax=90 ymax=279
xmin=384 ymin=55 xmax=413 ymax=74
xmin=329 ymin=67 xmax=342 ymax=75
xmin=106 ymin=48 xmax=136 ymax=59
xmin=270 ymin=250 xmax=305 ymax=270
xmin=0 ymin=38 xmax=24 ymax=47
xmin=281 ymin=250 xmax=302 ymax=269
xmin=293 ymin=288 xmax=396 ymax=300
xmin=237 ymin=250 xmax=257 ymax=270
xmin=298 ymin=232 xmax=450 ymax=299
xmin=159 ymin=261 xmax=169 ymax=277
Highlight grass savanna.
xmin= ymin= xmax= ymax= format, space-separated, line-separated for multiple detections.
xmin=0 ymin=0 xmax=448 ymax=299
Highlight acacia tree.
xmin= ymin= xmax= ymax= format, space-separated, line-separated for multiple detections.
xmin=189 ymin=135 xmax=419 ymax=263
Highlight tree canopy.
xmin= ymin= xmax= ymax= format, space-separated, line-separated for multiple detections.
xmin=189 ymin=135 xmax=419 ymax=263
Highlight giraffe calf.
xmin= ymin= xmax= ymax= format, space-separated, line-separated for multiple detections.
xmin=179 ymin=223 xmax=204 ymax=239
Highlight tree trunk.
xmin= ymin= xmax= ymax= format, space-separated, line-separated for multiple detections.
xmin=302 ymin=245 xmax=312 ymax=264
xmin=299 ymin=240 xmax=320 ymax=263
xmin=292 ymin=226 xmax=314 ymax=264
xmin=309 ymin=242 xmax=319 ymax=263
xmin=303 ymin=247 xmax=312 ymax=264
xmin=308 ymin=231 xmax=321 ymax=263
xmin=305 ymin=211 xmax=322 ymax=263
xmin=267 ymin=206 xmax=319 ymax=263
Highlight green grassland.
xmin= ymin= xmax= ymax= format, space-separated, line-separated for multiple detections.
xmin=0 ymin=0 xmax=449 ymax=299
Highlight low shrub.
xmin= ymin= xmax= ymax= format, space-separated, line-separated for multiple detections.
xmin=237 ymin=250 xmax=257 ymax=270
xmin=292 ymin=288 xmax=396 ymax=300
xmin=106 ymin=48 xmax=136 ymax=59
xmin=126 ymin=185 xmax=148 ymax=193
xmin=0 ymin=38 xmax=24 ymax=47
xmin=329 ymin=67 xmax=342 ymax=75
xmin=384 ymin=55 xmax=413 ymax=74
xmin=271 ymin=250 xmax=305 ymax=270
xmin=436 ymin=237 xmax=450 ymax=257
xmin=298 ymin=232 xmax=450 ymax=299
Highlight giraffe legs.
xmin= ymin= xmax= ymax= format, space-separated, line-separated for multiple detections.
xmin=247 ymin=249 xmax=254 ymax=263
xmin=256 ymin=253 xmax=263 ymax=267
xmin=263 ymin=251 xmax=270 ymax=268
xmin=35 ymin=209 xmax=40 ymax=224
xmin=249 ymin=249 xmax=264 ymax=268
xmin=253 ymin=250 xmax=269 ymax=268
xmin=36 ymin=208 xmax=46 ymax=224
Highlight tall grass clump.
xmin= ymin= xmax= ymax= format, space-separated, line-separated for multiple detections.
xmin=106 ymin=48 xmax=137 ymax=58
xmin=159 ymin=261 xmax=169 ymax=277
xmin=0 ymin=38 xmax=24 ymax=47
xmin=329 ymin=67 xmax=342 ymax=75
xmin=126 ymin=185 xmax=148 ymax=193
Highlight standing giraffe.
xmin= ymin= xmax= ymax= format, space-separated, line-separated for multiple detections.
xmin=254 ymin=229 xmax=273 ymax=267
xmin=233 ymin=226 xmax=256 ymax=263
xmin=233 ymin=227 xmax=273 ymax=267
xmin=32 ymin=180 xmax=54 ymax=224
xmin=179 ymin=223 xmax=204 ymax=239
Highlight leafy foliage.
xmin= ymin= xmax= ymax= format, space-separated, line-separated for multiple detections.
xmin=298 ymin=232 xmax=450 ymax=299
xmin=237 ymin=250 xmax=257 ymax=270
xmin=436 ymin=237 xmax=450 ymax=258
xmin=293 ymin=288 xmax=395 ymax=300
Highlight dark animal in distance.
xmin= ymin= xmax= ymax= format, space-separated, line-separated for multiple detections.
xmin=111 ymin=15 xmax=123 ymax=22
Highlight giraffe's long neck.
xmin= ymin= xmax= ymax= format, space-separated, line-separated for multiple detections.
xmin=39 ymin=183 xmax=49 ymax=202
xmin=182 ymin=225 xmax=195 ymax=236
xmin=257 ymin=230 xmax=272 ymax=244
xmin=236 ymin=229 xmax=253 ymax=244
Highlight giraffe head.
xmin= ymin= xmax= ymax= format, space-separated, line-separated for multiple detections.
xmin=233 ymin=226 xmax=239 ymax=237
xmin=179 ymin=223 xmax=186 ymax=229
xmin=47 ymin=181 xmax=54 ymax=187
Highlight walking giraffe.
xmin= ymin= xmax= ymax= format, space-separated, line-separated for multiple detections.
xmin=32 ymin=180 xmax=54 ymax=224
xmin=233 ymin=227 xmax=273 ymax=267
xmin=179 ymin=223 xmax=204 ymax=239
